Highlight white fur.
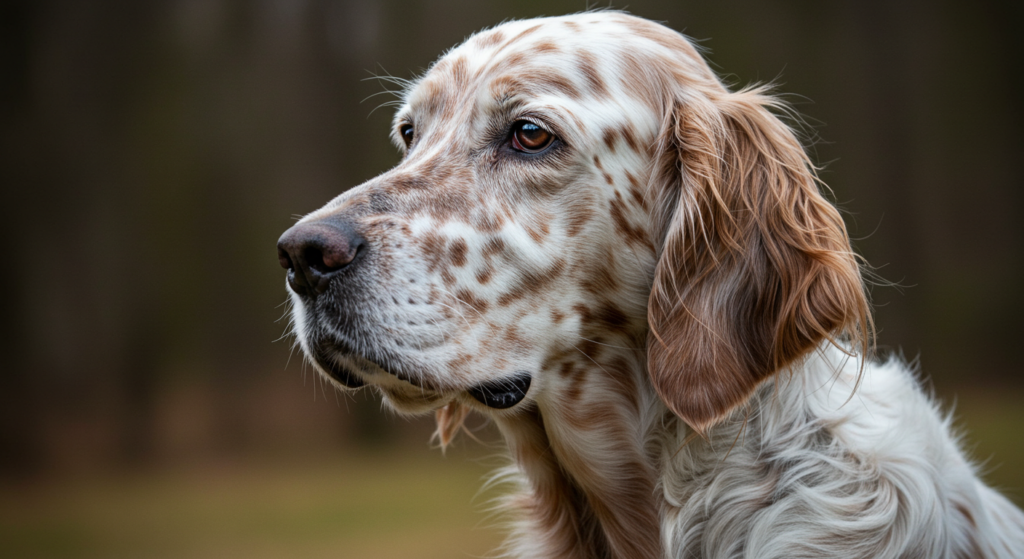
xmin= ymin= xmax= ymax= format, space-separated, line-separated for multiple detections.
xmin=658 ymin=347 xmax=1024 ymax=558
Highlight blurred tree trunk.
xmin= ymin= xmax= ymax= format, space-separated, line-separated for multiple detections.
xmin=0 ymin=0 xmax=42 ymax=475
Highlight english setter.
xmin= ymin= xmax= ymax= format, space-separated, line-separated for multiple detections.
xmin=277 ymin=13 xmax=1024 ymax=558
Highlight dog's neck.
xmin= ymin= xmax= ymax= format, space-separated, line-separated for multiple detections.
xmin=493 ymin=344 xmax=668 ymax=559
xmin=489 ymin=343 xmax=833 ymax=558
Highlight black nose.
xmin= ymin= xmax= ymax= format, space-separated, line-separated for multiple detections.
xmin=277 ymin=218 xmax=365 ymax=297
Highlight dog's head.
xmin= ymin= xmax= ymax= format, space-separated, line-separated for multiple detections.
xmin=277 ymin=13 xmax=869 ymax=434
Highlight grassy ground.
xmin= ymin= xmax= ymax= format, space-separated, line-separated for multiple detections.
xmin=1 ymin=391 xmax=1020 ymax=559
xmin=0 ymin=447 xmax=505 ymax=559
xmin=948 ymin=390 xmax=1024 ymax=507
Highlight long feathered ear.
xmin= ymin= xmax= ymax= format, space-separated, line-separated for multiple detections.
xmin=647 ymin=87 xmax=871 ymax=435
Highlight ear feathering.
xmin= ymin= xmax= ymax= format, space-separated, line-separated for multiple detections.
xmin=647 ymin=85 xmax=873 ymax=434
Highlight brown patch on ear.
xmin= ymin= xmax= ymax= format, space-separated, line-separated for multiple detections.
xmin=647 ymin=88 xmax=871 ymax=434
xmin=433 ymin=401 xmax=470 ymax=449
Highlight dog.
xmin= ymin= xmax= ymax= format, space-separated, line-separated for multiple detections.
xmin=277 ymin=12 xmax=1024 ymax=558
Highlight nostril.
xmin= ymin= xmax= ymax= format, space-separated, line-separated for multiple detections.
xmin=311 ymin=237 xmax=364 ymax=273
xmin=278 ymin=247 xmax=294 ymax=270
xmin=304 ymin=245 xmax=332 ymax=274
xmin=335 ymin=237 xmax=365 ymax=268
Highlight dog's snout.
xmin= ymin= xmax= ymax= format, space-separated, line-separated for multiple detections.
xmin=277 ymin=219 xmax=365 ymax=297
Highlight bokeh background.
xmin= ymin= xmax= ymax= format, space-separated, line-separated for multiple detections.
xmin=2 ymin=1 xmax=1022 ymax=557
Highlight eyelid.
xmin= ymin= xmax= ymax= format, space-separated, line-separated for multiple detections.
xmin=511 ymin=114 xmax=547 ymax=131
xmin=509 ymin=113 xmax=566 ymax=148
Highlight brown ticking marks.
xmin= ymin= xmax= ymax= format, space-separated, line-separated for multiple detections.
xmin=608 ymin=191 xmax=653 ymax=251
xmin=576 ymin=51 xmax=610 ymax=99
xmin=474 ymin=30 xmax=506 ymax=48
xmin=497 ymin=259 xmax=566 ymax=307
xmin=593 ymin=156 xmax=615 ymax=186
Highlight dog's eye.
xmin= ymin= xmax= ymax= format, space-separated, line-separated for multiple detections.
xmin=400 ymin=124 xmax=414 ymax=148
xmin=511 ymin=121 xmax=554 ymax=153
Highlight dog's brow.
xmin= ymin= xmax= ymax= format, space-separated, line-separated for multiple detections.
xmin=490 ymin=94 xmax=529 ymax=119
xmin=495 ymin=94 xmax=520 ymax=108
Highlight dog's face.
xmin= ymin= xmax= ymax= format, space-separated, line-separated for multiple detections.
xmin=279 ymin=13 xmax=868 ymax=430
xmin=279 ymin=15 xmax=678 ymax=414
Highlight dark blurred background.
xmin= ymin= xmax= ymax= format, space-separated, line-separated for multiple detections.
xmin=2 ymin=1 xmax=1022 ymax=557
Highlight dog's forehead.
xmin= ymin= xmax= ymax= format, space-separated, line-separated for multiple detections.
xmin=401 ymin=14 xmax=685 ymax=129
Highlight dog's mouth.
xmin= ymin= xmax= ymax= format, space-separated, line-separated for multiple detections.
xmin=310 ymin=340 xmax=533 ymax=410
xmin=467 ymin=373 xmax=532 ymax=409
xmin=310 ymin=344 xmax=366 ymax=388
xmin=310 ymin=339 xmax=443 ymax=392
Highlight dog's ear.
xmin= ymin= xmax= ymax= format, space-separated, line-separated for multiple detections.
xmin=647 ymin=88 xmax=871 ymax=435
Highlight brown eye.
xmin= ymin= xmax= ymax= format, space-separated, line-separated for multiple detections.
xmin=400 ymin=124 xmax=414 ymax=147
xmin=511 ymin=121 xmax=554 ymax=153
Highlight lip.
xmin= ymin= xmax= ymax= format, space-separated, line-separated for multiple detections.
xmin=310 ymin=342 xmax=532 ymax=412
xmin=467 ymin=373 xmax=532 ymax=409
xmin=311 ymin=346 xmax=365 ymax=388
xmin=313 ymin=339 xmax=450 ymax=394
